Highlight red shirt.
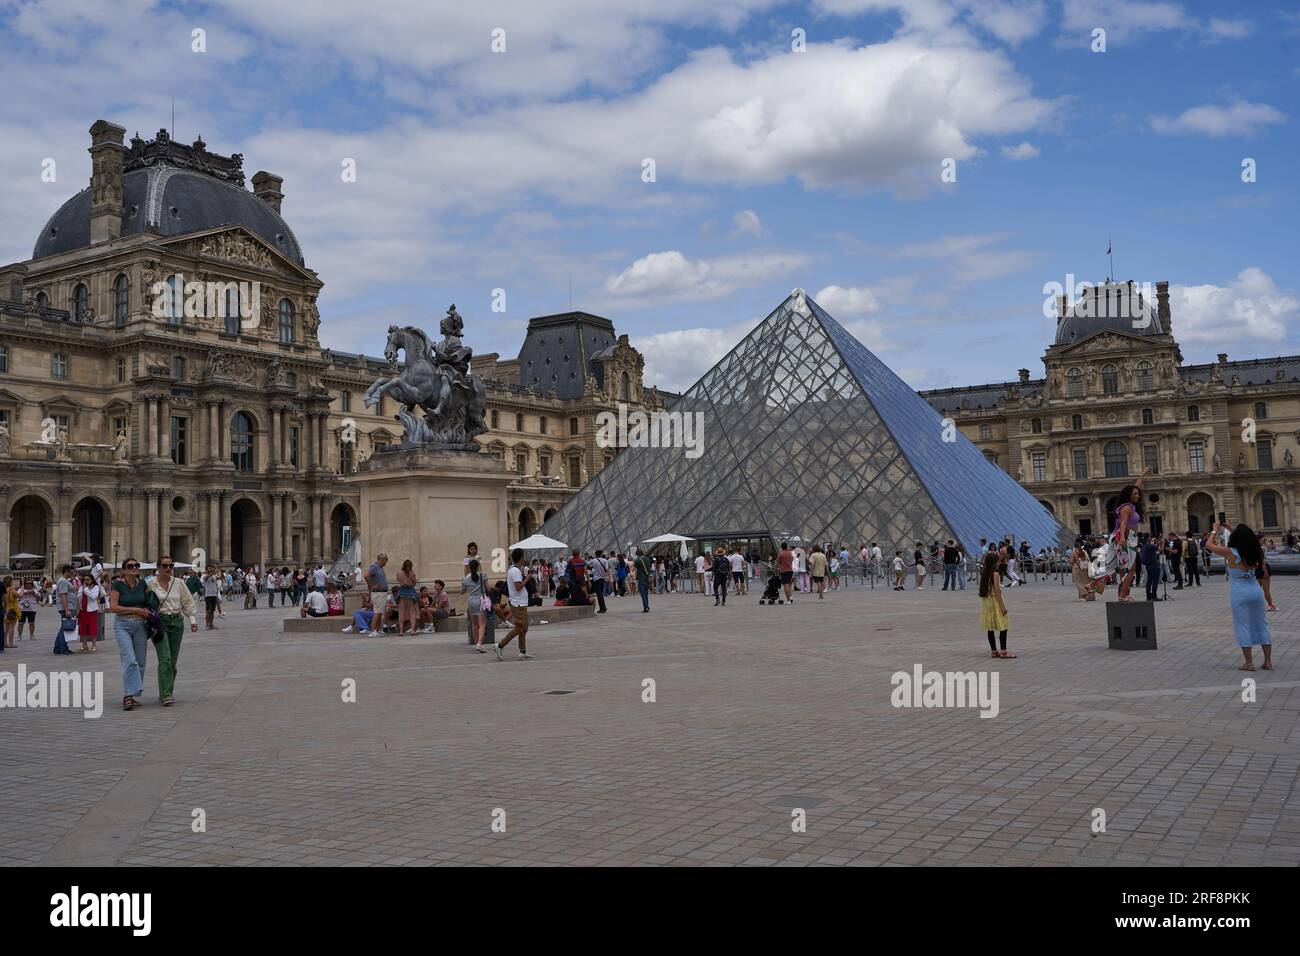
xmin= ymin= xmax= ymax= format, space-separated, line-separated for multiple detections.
xmin=776 ymin=550 xmax=794 ymax=573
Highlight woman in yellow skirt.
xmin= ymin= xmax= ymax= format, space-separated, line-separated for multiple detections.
xmin=979 ymin=549 xmax=1015 ymax=659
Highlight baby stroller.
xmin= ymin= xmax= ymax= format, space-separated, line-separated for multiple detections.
xmin=758 ymin=568 xmax=783 ymax=605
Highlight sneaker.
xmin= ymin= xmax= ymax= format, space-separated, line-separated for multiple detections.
xmin=475 ymin=644 xmax=487 ymax=653
xmin=518 ymin=652 xmax=532 ymax=660
xmin=493 ymin=643 xmax=503 ymax=661
xmin=422 ymin=624 xmax=435 ymax=633
xmin=368 ymin=630 xmax=381 ymax=638
xmin=342 ymin=625 xmax=354 ymax=633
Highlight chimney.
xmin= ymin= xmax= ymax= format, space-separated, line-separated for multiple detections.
xmin=1156 ymin=280 xmax=1170 ymax=333
xmin=1056 ymin=293 xmax=1068 ymax=320
xmin=251 ymin=171 xmax=284 ymax=214
xmin=1018 ymin=368 xmax=1030 ymax=383
xmin=88 ymin=120 xmax=127 ymax=244
xmin=1217 ymin=353 xmax=1228 ymax=364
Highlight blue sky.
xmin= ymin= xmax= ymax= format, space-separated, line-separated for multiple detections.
xmin=2 ymin=0 xmax=1296 ymax=391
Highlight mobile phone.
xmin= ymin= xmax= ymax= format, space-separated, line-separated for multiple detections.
xmin=1218 ymin=511 xmax=1226 ymax=524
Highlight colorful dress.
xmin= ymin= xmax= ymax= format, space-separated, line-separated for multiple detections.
xmin=1227 ymin=547 xmax=1270 ymax=648
xmin=1090 ymin=504 xmax=1141 ymax=581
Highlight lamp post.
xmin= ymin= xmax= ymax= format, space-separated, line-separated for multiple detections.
xmin=114 ymin=540 xmax=120 ymax=572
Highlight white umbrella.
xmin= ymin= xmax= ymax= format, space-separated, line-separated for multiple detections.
xmin=509 ymin=533 xmax=568 ymax=550
xmin=680 ymin=541 xmax=689 ymax=562
xmin=9 ymin=553 xmax=42 ymax=560
xmin=73 ymin=551 xmax=95 ymax=559
xmin=642 ymin=533 xmax=695 ymax=543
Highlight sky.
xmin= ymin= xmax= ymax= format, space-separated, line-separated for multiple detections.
xmin=2 ymin=0 xmax=1297 ymax=392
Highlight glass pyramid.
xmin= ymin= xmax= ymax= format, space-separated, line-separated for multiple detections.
xmin=538 ymin=290 xmax=1069 ymax=556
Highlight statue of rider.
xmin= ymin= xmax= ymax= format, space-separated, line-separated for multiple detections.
xmin=430 ymin=304 xmax=473 ymax=415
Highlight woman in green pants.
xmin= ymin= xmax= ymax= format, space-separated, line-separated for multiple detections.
xmin=145 ymin=557 xmax=199 ymax=706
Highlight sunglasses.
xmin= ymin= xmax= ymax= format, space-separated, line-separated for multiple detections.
xmin=124 ymin=563 xmax=140 ymax=570
xmin=160 ymin=563 xmax=174 ymax=569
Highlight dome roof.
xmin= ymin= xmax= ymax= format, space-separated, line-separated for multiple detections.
xmin=1054 ymin=282 xmax=1163 ymax=345
xmin=34 ymin=165 xmax=303 ymax=265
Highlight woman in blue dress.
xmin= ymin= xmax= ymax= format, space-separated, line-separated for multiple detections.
xmin=1204 ymin=521 xmax=1272 ymax=671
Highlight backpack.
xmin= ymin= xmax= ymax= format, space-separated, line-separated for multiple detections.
xmin=1185 ymin=538 xmax=1198 ymax=558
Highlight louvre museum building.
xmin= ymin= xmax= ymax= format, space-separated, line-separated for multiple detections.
xmin=0 ymin=121 xmax=666 ymax=572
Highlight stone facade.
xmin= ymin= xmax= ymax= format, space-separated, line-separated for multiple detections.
xmin=0 ymin=121 xmax=665 ymax=571
xmin=923 ymin=281 xmax=1300 ymax=540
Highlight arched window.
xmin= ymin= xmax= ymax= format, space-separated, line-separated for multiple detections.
xmin=1254 ymin=401 xmax=1267 ymax=420
xmin=172 ymin=356 xmax=186 ymax=382
xmin=1067 ymin=367 xmax=1083 ymax=398
xmin=1141 ymin=408 xmax=1153 ymax=425
xmin=113 ymin=274 xmax=129 ymax=326
xmin=278 ymin=298 xmax=294 ymax=344
xmin=1071 ymin=414 xmax=1083 ymax=431
xmin=1260 ymin=490 xmax=1279 ymax=528
xmin=1104 ymin=440 xmax=1129 ymax=478
xmin=1101 ymin=364 xmax=1118 ymax=395
xmin=35 ymin=290 xmax=49 ymax=308
xmin=621 ymin=371 xmax=631 ymax=402
xmin=1136 ymin=361 xmax=1153 ymax=391
xmin=230 ymin=412 xmax=254 ymax=472
xmin=1031 ymin=417 xmax=1042 ymax=434
xmin=73 ymin=282 xmax=88 ymax=319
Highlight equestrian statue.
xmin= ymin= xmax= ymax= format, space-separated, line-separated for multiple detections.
xmin=363 ymin=304 xmax=489 ymax=448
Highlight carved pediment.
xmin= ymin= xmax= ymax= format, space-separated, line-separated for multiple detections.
xmin=160 ymin=227 xmax=309 ymax=281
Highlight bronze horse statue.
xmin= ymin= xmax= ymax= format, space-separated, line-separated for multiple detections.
xmin=364 ymin=325 xmax=488 ymax=446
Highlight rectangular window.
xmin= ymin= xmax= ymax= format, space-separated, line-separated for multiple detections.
xmin=979 ymin=423 xmax=991 ymax=440
xmin=1262 ymin=493 xmax=1279 ymax=528
xmin=339 ymin=440 xmax=353 ymax=474
xmin=170 ymin=416 xmax=188 ymax=465
xmin=341 ymin=391 xmax=352 ymax=413
xmin=0 ymin=346 xmax=7 ymax=372
xmin=290 ymin=426 xmax=299 ymax=467
xmin=539 ymin=454 xmax=551 ymax=477
xmin=52 ymin=353 xmax=68 ymax=380
xmin=0 ymin=410 xmax=9 ymax=431
xmin=1031 ymin=452 xmax=1046 ymax=482
xmin=1189 ymin=441 xmax=1205 ymax=473
xmin=491 ymin=410 xmax=499 ymax=429
xmin=515 ymin=453 xmax=527 ymax=474
xmin=116 ymin=356 xmax=126 ymax=382
xmin=54 ymin=414 xmax=69 ymax=431
xmin=112 ymin=416 xmax=127 ymax=444
xmin=1188 ymin=405 xmax=1200 ymax=422
xmin=1257 ymin=440 xmax=1273 ymax=470
xmin=1143 ymin=443 xmax=1160 ymax=475
xmin=1073 ymin=448 xmax=1088 ymax=480
xmin=570 ymin=417 xmax=579 ymax=436
xmin=568 ymin=455 xmax=581 ymax=486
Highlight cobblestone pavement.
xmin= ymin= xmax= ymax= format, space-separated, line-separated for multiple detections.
xmin=3 ymin=576 xmax=1297 ymax=866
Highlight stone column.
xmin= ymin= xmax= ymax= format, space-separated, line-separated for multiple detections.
xmin=260 ymin=497 xmax=272 ymax=569
xmin=319 ymin=495 xmax=330 ymax=558
xmin=219 ymin=403 xmax=231 ymax=463
xmin=270 ymin=493 xmax=283 ymax=562
xmin=268 ymin=407 xmax=279 ymax=467
xmin=159 ymin=395 xmax=171 ymax=461
xmin=209 ymin=402 xmax=219 ymax=460
xmin=144 ymin=397 xmax=156 ymax=458
xmin=158 ymin=488 xmax=172 ymax=559
xmin=318 ymin=415 xmax=329 ymax=473
xmin=0 ymin=514 xmax=10 ymax=572
xmin=219 ymin=492 xmax=231 ymax=566
xmin=305 ymin=414 xmax=316 ymax=470
xmin=142 ymin=490 xmax=155 ymax=563
xmin=56 ymin=487 xmax=74 ymax=568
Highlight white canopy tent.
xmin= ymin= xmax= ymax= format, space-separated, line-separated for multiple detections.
xmin=641 ymin=533 xmax=695 ymax=544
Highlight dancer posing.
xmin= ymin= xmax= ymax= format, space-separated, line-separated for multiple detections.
xmin=1088 ymin=467 xmax=1152 ymax=601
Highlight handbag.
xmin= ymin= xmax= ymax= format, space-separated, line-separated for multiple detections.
xmin=479 ymin=595 xmax=492 ymax=613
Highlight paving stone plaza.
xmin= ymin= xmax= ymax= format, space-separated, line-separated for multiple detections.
xmin=5 ymin=576 xmax=1296 ymax=867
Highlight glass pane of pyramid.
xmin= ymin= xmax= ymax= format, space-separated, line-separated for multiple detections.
xmin=539 ymin=290 xmax=1069 ymax=556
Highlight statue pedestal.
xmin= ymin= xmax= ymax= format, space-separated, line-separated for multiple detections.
xmin=346 ymin=445 xmax=513 ymax=585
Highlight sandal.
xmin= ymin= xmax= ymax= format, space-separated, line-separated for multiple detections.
xmin=122 ymin=696 xmax=136 ymax=711
xmin=161 ymin=697 xmax=175 ymax=707
xmin=1239 ymin=664 xmax=1255 ymax=671
xmin=999 ymin=651 xmax=1017 ymax=659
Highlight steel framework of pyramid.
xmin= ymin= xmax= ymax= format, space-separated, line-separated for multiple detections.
xmin=537 ymin=290 xmax=1069 ymax=556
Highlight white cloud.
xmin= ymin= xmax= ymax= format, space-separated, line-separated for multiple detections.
xmin=1151 ymin=101 xmax=1286 ymax=137
xmin=1000 ymin=141 xmax=1039 ymax=159
xmin=633 ymin=324 xmax=756 ymax=391
xmin=813 ymin=0 xmax=1048 ymax=45
xmin=814 ymin=284 xmax=883 ymax=316
xmin=891 ymin=233 xmax=1041 ymax=281
xmin=604 ymin=250 xmax=809 ymax=305
xmin=1171 ymin=268 xmax=1296 ymax=344
xmin=1059 ymin=1 xmax=1253 ymax=43
xmin=730 ymin=209 xmax=765 ymax=239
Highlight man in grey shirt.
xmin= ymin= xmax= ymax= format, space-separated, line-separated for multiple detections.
xmin=52 ymin=564 xmax=76 ymax=655
xmin=363 ymin=553 xmax=390 ymax=637
xmin=588 ymin=550 xmax=609 ymax=614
